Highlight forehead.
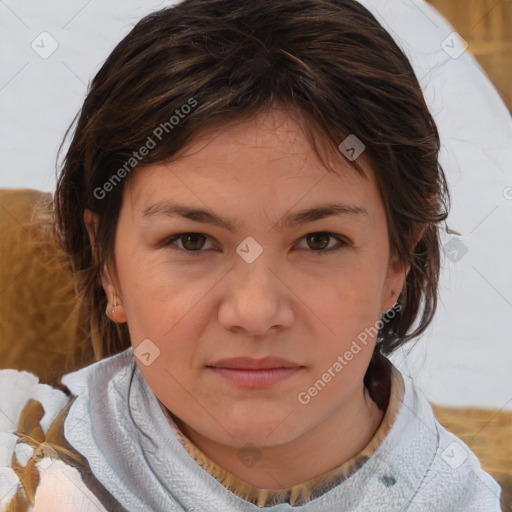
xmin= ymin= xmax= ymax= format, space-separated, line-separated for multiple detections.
xmin=167 ymin=108 xmax=370 ymax=179
xmin=123 ymin=109 xmax=381 ymax=223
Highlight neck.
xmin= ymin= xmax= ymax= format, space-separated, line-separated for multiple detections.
xmin=173 ymin=384 xmax=384 ymax=490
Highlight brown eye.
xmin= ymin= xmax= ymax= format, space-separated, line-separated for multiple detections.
xmin=164 ymin=233 xmax=214 ymax=256
xmin=306 ymin=232 xmax=331 ymax=250
xmin=180 ymin=233 xmax=206 ymax=251
xmin=296 ymin=232 xmax=348 ymax=255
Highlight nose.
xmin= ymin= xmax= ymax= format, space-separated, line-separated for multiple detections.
xmin=217 ymin=254 xmax=295 ymax=336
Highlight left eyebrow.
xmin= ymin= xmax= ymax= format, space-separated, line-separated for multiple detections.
xmin=141 ymin=201 xmax=368 ymax=232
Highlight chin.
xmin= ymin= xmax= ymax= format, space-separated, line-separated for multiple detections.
xmin=212 ymin=413 xmax=309 ymax=448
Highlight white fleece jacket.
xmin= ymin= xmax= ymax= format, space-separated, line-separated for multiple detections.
xmin=0 ymin=348 xmax=502 ymax=512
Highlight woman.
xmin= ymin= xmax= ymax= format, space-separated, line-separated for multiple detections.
xmin=0 ymin=0 xmax=502 ymax=510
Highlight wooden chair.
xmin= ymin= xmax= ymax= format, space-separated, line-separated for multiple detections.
xmin=427 ymin=0 xmax=512 ymax=112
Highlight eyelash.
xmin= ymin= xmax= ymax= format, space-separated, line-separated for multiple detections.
xmin=163 ymin=232 xmax=349 ymax=258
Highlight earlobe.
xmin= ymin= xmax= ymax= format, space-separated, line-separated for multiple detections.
xmin=403 ymin=223 xmax=425 ymax=278
xmin=84 ymin=209 xmax=128 ymax=324
xmin=381 ymin=256 xmax=406 ymax=314
xmin=102 ymin=262 xmax=128 ymax=324
xmin=381 ymin=225 xmax=424 ymax=314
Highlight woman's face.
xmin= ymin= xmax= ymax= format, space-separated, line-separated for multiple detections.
xmin=104 ymin=108 xmax=404 ymax=448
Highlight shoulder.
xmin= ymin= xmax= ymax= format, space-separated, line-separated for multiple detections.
xmin=0 ymin=357 xmax=131 ymax=512
xmin=397 ymin=376 xmax=503 ymax=511
xmin=410 ymin=425 xmax=502 ymax=511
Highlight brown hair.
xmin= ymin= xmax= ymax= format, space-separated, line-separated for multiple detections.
xmin=54 ymin=0 xmax=449 ymax=361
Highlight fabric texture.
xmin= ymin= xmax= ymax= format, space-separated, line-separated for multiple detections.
xmin=0 ymin=348 xmax=502 ymax=511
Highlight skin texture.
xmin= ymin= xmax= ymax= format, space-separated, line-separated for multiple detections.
xmin=85 ymin=108 xmax=406 ymax=489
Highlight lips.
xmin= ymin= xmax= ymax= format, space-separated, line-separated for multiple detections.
xmin=206 ymin=357 xmax=304 ymax=388
xmin=207 ymin=356 xmax=301 ymax=370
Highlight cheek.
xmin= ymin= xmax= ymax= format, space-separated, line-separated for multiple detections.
xmin=116 ymin=251 xmax=209 ymax=330
xmin=329 ymin=259 xmax=384 ymax=323
xmin=307 ymin=259 xmax=385 ymax=364
xmin=298 ymin=277 xmax=380 ymax=409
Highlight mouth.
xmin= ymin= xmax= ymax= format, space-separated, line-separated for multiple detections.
xmin=206 ymin=357 xmax=304 ymax=388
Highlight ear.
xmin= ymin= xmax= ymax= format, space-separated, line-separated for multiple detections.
xmin=381 ymin=224 xmax=425 ymax=313
xmin=83 ymin=209 xmax=127 ymax=324
xmin=401 ymin=223 xmax=426 ymax=276
xmin=84 ymin=209 xmax=99 ymax=249
xmin=381 ymin=254 xmax=406 ymax=314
